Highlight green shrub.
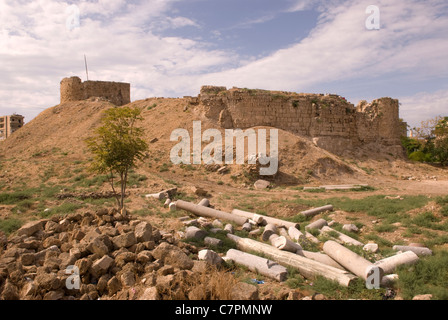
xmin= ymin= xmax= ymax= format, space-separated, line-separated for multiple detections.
xmin=408 ymin=151 xmax=433 ymax=162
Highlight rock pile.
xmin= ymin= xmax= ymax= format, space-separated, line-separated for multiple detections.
xmin=0 ymin=208 xmax=245 ymax=300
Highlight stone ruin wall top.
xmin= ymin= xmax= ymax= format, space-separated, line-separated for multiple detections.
xmin=196 ymin=86 xmax=407 ymax=154
xmin=60 ymin=76 xmax=130 ymax=106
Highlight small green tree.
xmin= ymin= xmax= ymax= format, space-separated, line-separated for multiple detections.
xmin=434 ymin=117 xmax=448 ymax=165
xmin=85 ymin=106 xmax=148 ymax=210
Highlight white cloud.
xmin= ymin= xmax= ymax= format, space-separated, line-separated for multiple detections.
xmin=286 ymin=0 xmax=316 ymax=12
xmin=1 ymin=0 xmax=447 ymax=129
xmin=0 ymin=0 xmax=236 ymax=121
xmin=197 ymin=0 xmax=448 ymax=91
xmin=399 ymin=89 xmax=448 ymax=129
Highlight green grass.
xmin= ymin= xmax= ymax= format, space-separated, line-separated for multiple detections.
xmin=287 ymin=194 xmax=429 ymax=219
xmin=0 ymin=218 xmax=23 ymax=235
xmin=0 ymin=190 xmax=33 ymax=204
xmin=396 ymin=250 xmax=448 ymax=300
xmin=310 ymin=276 xmax=386 ymax=300
xmin=374 ymin=223 xmax=398 ymax=233
xmin=38 ymin=202 xmax=84 ymax=218
xmin=410 ymin=211 xmax=441 ymax=229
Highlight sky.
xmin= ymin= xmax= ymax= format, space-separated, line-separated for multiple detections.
xmin=1 ymin=0 xmax=447 ymax=129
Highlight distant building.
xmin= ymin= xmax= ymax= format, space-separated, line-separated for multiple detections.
xmin=0 ymin=114 xmax=25 ymax=141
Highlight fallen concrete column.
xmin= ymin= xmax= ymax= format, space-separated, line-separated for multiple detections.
xmin=164 ymin=199 xmax=171 ymax=208
xmin=298 ymin=250 xmax=346 ymax=270
xmin=226 ymin=249 xmax=288 ymax=282
xmin=320 ymin=184 xmax=368 ymax=190
xmin=321 ymin=226 xmax=364 ymax=246
xmin=381 ymin=274 xmax=399 ymax=287
xmin=176 ymin=200 xmax=248 ymax=225
xmin=301 ymin=205 xmax=334 ymax=218
xmin=261 ymin=224 xmax=278 ymax=242
xmin=305 ymin=218 xmax=328 ymax=230
xmin=227 ymin=234 xmax=357 ymax=287
xmin=185 ymin=226 xmax=207 ymax=240
xmin=323 ymin=240 xmax=383 ymax=281
xmin=242 ymin=222 xmax=252 ymax=232
xmin=252 ymin=214 xmax=266 ymax=225
xmin=231 ymin=209 xmax=299 ymax=229
xmin=374 ymin=251 xmax=419 ymax=274
xmin=197 ymin=198 xmax=210 ymax=207
xmin=392 ymin=245 xmax=432 ymax=256
xmin=305 ymin=231 xmax=320 ymax=244
xmin=278 ymin=227 xmax=290 ymax=239
xmin=288 ymin=226 xmax=305 ymax=242
xmin=268 ymin=234 xmax=280 ymax=245
xmin=224 ymin=224 xmax=234 ymax=234
xmin=271 ymin=236 xmax=302 ymax=253
xmin=204 ymin=236 xmax=223 ymax=247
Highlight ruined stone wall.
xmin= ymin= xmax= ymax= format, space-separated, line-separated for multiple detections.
xmin=60 ymin=76 xmax=130 ymax=106
xmin=198 ymin=86 xmax=404 ymax=154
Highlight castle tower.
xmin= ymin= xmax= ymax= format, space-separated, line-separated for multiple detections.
xmin=59 ymin=76 xmax=131 ymax=106
xmin=60 ymin=76 xmax=83 ymax=103
xmin=375 ymin=97 xmax=401 ymax=145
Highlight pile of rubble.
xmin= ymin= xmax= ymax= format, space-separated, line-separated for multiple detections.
xmin=0 ymin=208 xmax=259 ymax=300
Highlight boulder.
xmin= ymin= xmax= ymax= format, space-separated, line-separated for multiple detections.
xmin=134 ymin=221 xmax=153 ymax=242
xmin=91 ymin=255 xmax=114 ymax=278
xmin=342 ymin=224 xmax=359 ymax=233
xmin=198 ymin=249 xmax=223 ymax=266
xmin=139 ymin=287 xmax=160 ymax=300
xmin=152 ymin=242 xmax=194 ymax=270
xmin=1 ymin=281 xmax=20 ymax=300
xmin=112 ymin=232 xmax=137 ymax=249
xmin=254 ymin=179 xmax=270 ymax=190
xmin=107 ymin=276 xmax=121 ymax=295
xmin=17 ymin=220 xmax=46 ymax=237
xmin=363 ymin=243 xmax=379 ymax=253
xmin=230 ymin=282 xmax=259 ymax=300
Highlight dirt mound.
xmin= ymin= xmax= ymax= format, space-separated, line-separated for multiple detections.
xmin=1 ymin=96 xmax=446 ymax=194
xmin=0 ymin=98 xmax=366 ymax=188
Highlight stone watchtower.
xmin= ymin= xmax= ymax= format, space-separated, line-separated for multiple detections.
xmin=60 ymin=76 xmax=131 ymax=106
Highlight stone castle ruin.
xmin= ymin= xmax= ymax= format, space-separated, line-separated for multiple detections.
xmin=60 ymin=76 xmax=130 ymax=106
xmin=58 ymin=76 xmax=406 ymax=156
xmin=194 ymin=86 xmax=407 ymax=155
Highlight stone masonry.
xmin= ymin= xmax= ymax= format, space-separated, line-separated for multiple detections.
xmin=196 ymin=86 xmax=407 ymax=155
xmin=60 ymin=76 xmax=130 ymax=106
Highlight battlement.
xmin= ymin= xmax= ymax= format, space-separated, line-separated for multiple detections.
xmin=60 ymin=76 xmax=130 ymax=106
xmin=198 ymin=86 xmax=407 ymax=155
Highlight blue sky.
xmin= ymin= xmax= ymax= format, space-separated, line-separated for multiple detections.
xmin=1 ymin=0 xmax=447 ymax=129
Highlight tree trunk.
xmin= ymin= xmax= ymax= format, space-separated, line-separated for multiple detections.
xmin=227 ymin=234 xmax=357 ymax=287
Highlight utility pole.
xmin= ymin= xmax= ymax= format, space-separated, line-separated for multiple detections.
xmin=84 ymin=54 xmax=89 ymax=80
